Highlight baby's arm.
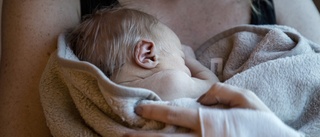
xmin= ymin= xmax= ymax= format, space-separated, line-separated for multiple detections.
xmin=185 ymin=56 xmax=218 ymax=82
xmin=134 ymin=46 xmax=219 ymax=101
xmin=151 ymin=70 xmax=216 ymax=100
xmin=183 ymin=45 xmax=218 ymax=82
xmin=159 ymin=45 xmax=217 ymax=99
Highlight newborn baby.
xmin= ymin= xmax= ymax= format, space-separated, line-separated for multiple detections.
xmin=67 ymin=7 xmax=219 ymax=100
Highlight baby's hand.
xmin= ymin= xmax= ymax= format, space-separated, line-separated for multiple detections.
xmin=182 ymin=44 xmax=196 ymax=59
xmin=182 ymin=44 xmax=219 ymax=83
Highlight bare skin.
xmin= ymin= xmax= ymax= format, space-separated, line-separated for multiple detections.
xmin=120 ymin=0 xmax=320 ymax=49
xmin=112 ymin=23 xmax=218 ymax=100
xmin=1 ymin=0 xmax=319 ymax=136
xmin=120 ymin=55 xmax=218 ymax=101
xmin=0 ymin=0 xmax=80 ymax=136
xmin=119 ymin=0 xmax=252 ymax=50
xmin=273 ymin=0 xmax=320 ymax=44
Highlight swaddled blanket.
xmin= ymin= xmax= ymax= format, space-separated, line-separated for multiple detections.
xmin=39 ymin=25 xmax=320 ymax=137
xmin=196 ymin=25 xmax=320 ymax=137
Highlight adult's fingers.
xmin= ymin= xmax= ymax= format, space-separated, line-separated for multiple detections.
xmin=135 ymin=104 xmax=200 ymax=130
xmin=124 ymin=132 xmax=198 ymax=137
xmin=197 ymin=83 xmax=271 ymax=112
xmin=197 ymin=82 xmax=245 ymax=106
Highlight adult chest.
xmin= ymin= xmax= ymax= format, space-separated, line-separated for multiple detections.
xmin=121 ymin=0 xmax=251 ymax=49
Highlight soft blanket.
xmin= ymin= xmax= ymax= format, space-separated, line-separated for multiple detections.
xmin=39 ymin=25 xmax=320 ymax=137
xmin=196 ymin=25 xmax=320 ymax=137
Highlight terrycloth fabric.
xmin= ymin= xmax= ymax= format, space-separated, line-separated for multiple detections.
xmin=40 ymin=25 xmax=320 ymax=137
xmin=196 ymin=25 xmax=320 ymax=137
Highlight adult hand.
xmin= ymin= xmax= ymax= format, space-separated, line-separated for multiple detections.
xmin=124 ymin=104 xmax=201 ymax=137
xmin=124 ymin=83 xmax=273 ymax=137
xmin=197 ymin=82 xmax=272 ymax=112
xmin=124 ymin=104 xmax=301 ymax=137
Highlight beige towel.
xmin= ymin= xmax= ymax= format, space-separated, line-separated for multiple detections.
xmin=196 ymin=25 xmax=320 ymax=137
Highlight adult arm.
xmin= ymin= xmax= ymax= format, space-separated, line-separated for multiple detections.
xmin=274 ymin=0 xmax=320 ymax=44
xmin=0 ymin=0 xmax=80 ymax=136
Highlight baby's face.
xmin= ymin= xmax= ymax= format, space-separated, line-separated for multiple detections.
xmin=155 ymin=23 xmax=191 ymax=76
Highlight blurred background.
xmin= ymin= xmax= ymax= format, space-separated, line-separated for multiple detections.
xmin=315 ymin=0 xmax=320 ymax=12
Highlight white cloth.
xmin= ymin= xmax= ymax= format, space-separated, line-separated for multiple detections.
xmin=199 ymin=108 xmax=303 ymax=137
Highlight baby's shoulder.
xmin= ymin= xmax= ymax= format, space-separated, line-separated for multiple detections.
xmin=148 ymin=70 xmax=194 ymax=90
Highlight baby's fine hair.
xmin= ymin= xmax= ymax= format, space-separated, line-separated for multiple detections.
xmin=67 ymin=7 xmax=159 ymax=77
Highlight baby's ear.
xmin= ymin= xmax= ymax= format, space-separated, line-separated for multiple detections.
xmin=134 ymin=39 xmax=159 ymax=69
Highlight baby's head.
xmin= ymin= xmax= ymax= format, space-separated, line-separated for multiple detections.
xmin=68 ymin=7 xmax=188 ymax=80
